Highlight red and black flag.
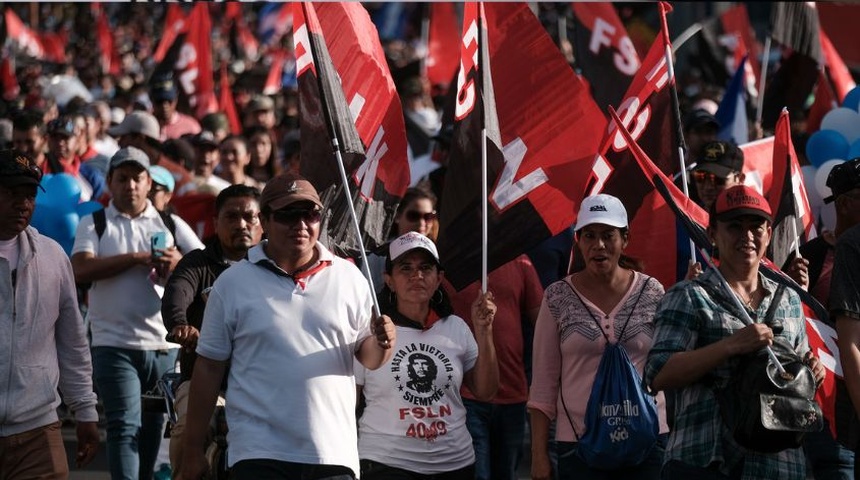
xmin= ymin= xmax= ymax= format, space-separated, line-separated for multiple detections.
xmin=92 ymin=4 xmax=119 ymax=76
xmin=692 ymin=4 xmax=760 ymax=94
xmin=3 ymin=8 xmax=65 ymax=63
xmin=153 ymin=4 xmax=185 ymax=64
xmin=571 ymin=2 xmax=641 ymax=112
xmin=437 ymin=2 xmax=605 ymax=290
xmin=612 ymin=106 xmax=839 ymax=434
xmin=1 ymin=52 xmax=19 ymax=102
xmin=578 ymin=2 xmax=684 ymax=287
xmin=425 ymin=2 xmax=460 ymax=97
xmin=762 ymin=3 xmax=821 ymax=129
xmin=152 ymin=3 xmax=217 ymax=118
xmin=820 ymin=28 xmax=856 ymax=104
xmin=768 ymin=108 xmax=816 ymax=269
xmin=294 ymin=2 xmax=409 ymax=258
xmin=218 ymin=61 xmax=241 ymax=136
xmin=224 ymin=2 xmax=260 ymax=62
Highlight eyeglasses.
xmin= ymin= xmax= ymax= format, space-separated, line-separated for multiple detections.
xmin=691 ymin=170 xmax=732 ymax=186
xmin=404 ymin=210 xmax=437 ymax=222
xmin=271 ymin=207 xmax=322 ymax=225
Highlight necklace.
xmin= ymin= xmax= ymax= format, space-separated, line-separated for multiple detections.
xmin=732 ymin=287 xmax=758 ymax=309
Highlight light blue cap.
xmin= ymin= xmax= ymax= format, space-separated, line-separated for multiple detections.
xmin=148 ymin=165 xmax=175 ymax=193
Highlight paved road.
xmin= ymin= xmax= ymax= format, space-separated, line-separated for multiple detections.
xmin=63 ymin=424 xmax=534 ymax=480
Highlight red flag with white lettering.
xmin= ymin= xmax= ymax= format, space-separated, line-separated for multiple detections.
xmin=572 ymin=2 xmax=641 ymax=112
xmin=437 ymin=2 xmax=606 ymax=290
xmin=579 ymin=3 xmax=683 ymax=286
xmin=294 ymin=2 xmax=409 ymax=257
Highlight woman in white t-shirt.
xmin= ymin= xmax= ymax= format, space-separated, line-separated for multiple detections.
xmin=355 ymin=232 xmax=498 ymax=479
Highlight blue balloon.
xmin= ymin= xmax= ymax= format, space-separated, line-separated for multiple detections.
xmin=843 ymin=86 xmax=860 ymax=112
xmin=30 ymin=204 xmax=56 ymax=236
xmin=42 ymin=173 xmax=81 ymax=211
xmin=806 ymin=129 xmax=850 ymax=167
xmin=76 ymin=201 xmax=104 ymax=217
xmin=35 ymin=173 xmax=54 ymax=206
xmin=849 ymin=139 xmax=860 ymax=161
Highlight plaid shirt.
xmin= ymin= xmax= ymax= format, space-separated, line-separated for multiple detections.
xmin=644 ymin=268 xmax=808 ymax=479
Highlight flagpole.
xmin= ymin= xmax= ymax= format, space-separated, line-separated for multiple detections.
xmin=671 ymin=22 xmax=702 ymax=54
xmin=755 ymin=36 xmax=772 ymax=127
xmin=420 ymin=4 xmax=430 ymax=79
xmin=695 ymin=243 xmax=787 ymax=374
xmin=481 ymin=129 xmax=488 ymax=294
xmin=610 ymin=104 xmax=786 ymax=374
xmin=302 ymin=2 xmax=380 ymax=317
xmin=660 ymin=2 xmax=697 ymax=266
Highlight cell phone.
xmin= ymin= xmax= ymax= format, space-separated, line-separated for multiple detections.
xmin=151 ymin=231 xmax=168 ymax=257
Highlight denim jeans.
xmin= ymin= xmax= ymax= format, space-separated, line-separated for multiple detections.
xmin=556 ymin=433 xmax=668 ymax=480
xmin=463 ymin=399 xmax=526 ymax=480
xmin=92 ymin=346 xmax=177 ymax=480
xmin=803 ymin=421 xmax=855 ymax=480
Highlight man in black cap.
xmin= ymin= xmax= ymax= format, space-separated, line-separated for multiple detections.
xmin=781 ymin=157 xmax=858 ymax=480
xmin=150 ymin=77 xmax=202 ymax=141
xmin=243 ymin=94 xmax=277 ymax=131
xmin=689 ymin=140 xmax=745 ymax=211
xmin=823 ymin=158 xmax=860 ymax=475
xmin=45 ymin=114 xmax=107 ymax=201
xmin=0 ymin=149 xmax=101 ymax=477
xmin=683 ymin=108 xmax=720 ymax=163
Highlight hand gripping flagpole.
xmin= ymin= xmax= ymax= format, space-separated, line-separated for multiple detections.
xmin=609 ymin=105 xmax=786 ymax=375
xmin=330 ymin=137 xmax=381 ymax=318
xmin=660 ymin=2 xmax=697 ymax=266
xmin=302 ymin=2 xmax=380 ymax=317
xmin=694 ymin=244 xmax=787 ymax=375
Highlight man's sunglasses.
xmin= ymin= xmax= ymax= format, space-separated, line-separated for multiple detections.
xmin=404 ymin=210 xmax=437 ymax=222
xmin=271 ymin=207 xmax=322 ymax=225
xmin=691 ymin=170 xmax=731 ymax=186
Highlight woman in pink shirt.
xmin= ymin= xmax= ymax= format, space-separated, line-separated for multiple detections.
xmin=528 ymin=194 xmax=668 ymax=480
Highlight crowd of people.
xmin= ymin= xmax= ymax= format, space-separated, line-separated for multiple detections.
xmin=2 ymin=3 xmax=860 ymax=480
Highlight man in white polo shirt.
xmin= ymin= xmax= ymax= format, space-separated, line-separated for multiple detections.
xmin=179 ymin=173 xmax=396 ymax=480
xmin=71 ymin=146 xmax=204 ymax=480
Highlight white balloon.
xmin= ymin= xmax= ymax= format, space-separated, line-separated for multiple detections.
xmin=821 ymin=108 xmax=860 ymax=144
xmin=801 ymin=165 xmax=823 ymax=208
xmin=814 ymin=159 xmax=846 ymax=201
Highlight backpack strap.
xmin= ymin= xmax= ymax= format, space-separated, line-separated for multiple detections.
xmin=93 ymin=208 xmax=107 ymax=240
xmin=158 ymin=210 xmax=178 ymax=246
xmin=558 ymin=274 xmax=652 ymax=441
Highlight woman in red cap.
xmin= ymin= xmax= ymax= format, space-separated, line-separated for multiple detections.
xmin=645 ymin=185 xmax=826 ymax=480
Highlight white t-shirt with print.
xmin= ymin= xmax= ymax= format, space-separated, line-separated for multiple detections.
xmin=356 ymin=315 xmax=478 ymax=474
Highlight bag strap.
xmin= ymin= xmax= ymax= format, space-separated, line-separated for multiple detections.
xmin=93 ymin=208 xmax=106 ymax=240
xmin=564 ymin=274 xmax=652 ymax=342
xmin=694 ymin=276 xmax=786 ymax=327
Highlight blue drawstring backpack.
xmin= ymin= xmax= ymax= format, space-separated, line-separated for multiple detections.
xmin=561 ymin=278 xmax=659 ymax=469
